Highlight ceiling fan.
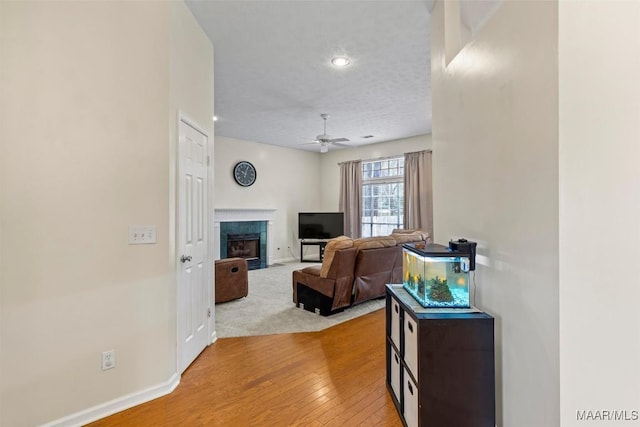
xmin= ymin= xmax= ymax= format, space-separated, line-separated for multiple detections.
xmin=311 ymin=113 xmax=350 ymax=153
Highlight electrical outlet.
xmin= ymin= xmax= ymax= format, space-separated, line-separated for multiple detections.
xmin=102 ymin=350 xmax=116 ymax=371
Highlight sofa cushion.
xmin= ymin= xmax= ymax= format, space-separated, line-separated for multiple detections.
xmin=352 ymin=236 xmax=397 ymax=252
xmin=300 ymin=265 xmax=321 ymax=276
xmin=320 ymin=236 xmax=354 ymax=278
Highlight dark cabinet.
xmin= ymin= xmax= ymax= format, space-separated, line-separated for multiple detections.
xmin=386 ymin=285 xmax=495 ymax=427
xmin=300 ymin=240 xmax=327 ymax=262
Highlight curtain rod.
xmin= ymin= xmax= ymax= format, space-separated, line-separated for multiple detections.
xmin=337 ymin=149 xmax=432 ymax=165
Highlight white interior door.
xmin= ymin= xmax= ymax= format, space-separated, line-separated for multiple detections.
xmin=178 ymin=118 xmax=210 ymax=374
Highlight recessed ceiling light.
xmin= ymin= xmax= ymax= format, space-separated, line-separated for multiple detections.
xmin=331 ymin=56 xmax=350 ymax=67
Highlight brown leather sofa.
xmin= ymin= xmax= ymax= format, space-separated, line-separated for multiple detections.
xmin=352 ymin=244 xmax=402 ymax=305
xmin=292 ymin=230 xmax=430 ymax=316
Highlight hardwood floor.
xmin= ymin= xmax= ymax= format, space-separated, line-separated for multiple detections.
xmin=89 ymin=308 xmax=403 ymax=426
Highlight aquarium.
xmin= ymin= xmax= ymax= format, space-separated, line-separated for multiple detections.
xmin=402 ymin=243 xmax=471 ymax=308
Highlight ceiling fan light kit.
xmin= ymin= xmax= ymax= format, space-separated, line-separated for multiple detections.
xmin=310 ymin=113 xmax=351 ymax=153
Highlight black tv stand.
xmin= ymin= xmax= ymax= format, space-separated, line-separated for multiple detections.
xmin=300 ymin=240 xmax=328 ymax=263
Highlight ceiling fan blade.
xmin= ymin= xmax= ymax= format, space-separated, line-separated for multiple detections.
xmin=332 ymin=142 xmax=351 ymax=148
xmin=328 ymin=137 xmax=349 ymax=143
xmin=311 ymin=115 xmax=348 ymax=152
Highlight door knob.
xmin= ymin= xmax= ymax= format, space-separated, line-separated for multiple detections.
xmin=180 ymin=255 xmax=192 ymax=263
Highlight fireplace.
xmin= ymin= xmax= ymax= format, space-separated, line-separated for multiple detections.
xmin=218 ymin=219 xmax=268 ymax=270
xmin=227 ymin=233 xmax=261 ymax=270
xmin=214 ymin=209 xmax=276 ymax=268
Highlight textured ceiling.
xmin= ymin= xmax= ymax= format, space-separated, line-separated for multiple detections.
xmin=186 ymin=1 xmax=431 ymax=152
xmin=186 ymin=1 xmax=501 ymax=153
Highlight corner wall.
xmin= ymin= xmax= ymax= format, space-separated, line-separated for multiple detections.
xmin=431 ymin=1 xmax=559 ymax=426
xmin=0 ymin=1 xmax=213 ymax=425
xmin=169 ymin=0 xmax=215 ymax=350
xmin=559 ymin=1 xmax=640 ymax=424
xmin=214 ymin=137 xmax=321 ymax=262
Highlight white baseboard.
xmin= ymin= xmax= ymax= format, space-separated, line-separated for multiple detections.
xmin=271 ymin=256 xmax=297 ymax=264
xmin=42 ymin=372 xmax=180 ymax=427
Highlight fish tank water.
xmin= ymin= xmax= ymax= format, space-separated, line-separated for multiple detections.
xmin=402 ymin=243 xmax=471 ymax=308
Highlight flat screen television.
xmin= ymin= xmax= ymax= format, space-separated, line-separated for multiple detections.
xmin=298 ymin=212 xmax=344 ymax=240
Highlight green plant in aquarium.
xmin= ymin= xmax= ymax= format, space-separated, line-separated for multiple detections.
xmin=428 ymin=276 xmax=453 ymax=302
xmin=405 ymin=273 xmax=414 ymax=287
xmin=417 ymin=275 xmax=425 ymax=295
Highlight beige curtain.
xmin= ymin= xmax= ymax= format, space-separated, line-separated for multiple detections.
xmin=404 ymin=150 xmax=433 ymax=237
xmin=339 ymin=160 xmax=362 ymax=239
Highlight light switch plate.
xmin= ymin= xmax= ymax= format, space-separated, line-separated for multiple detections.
xmin=128 ymin=226 xmax=157 ymax=244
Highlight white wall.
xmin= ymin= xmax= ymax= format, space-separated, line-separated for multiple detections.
xmin=0 ymin=2 xmax=213 ymax=425
xmin=214 ymin=136 xmax=321 ymax=261
xmin=559 ymin=1 xmax=640 ymax=425
xmin=169 ymin=0 xmax=215 ymax=352
xmin=431 ymin=1 xmax=558 ymax=426
xmin=318 ymin=134 xmax=432 ymax=210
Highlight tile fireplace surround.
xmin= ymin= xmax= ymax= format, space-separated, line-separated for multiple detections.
xmin=214 ymin=209 xmax=276 ymax=266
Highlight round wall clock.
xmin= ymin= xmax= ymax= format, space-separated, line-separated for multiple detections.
xmin=233 ymin=161 xmax=257 ymax=187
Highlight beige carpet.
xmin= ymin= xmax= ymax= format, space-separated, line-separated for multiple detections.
xmin=214 ymin=261 xmax=385 ymax=338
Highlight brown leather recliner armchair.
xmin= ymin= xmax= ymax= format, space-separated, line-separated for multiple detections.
xmin=215 ymin=257 xmax=248 ymax=303
xmin=292 ymin=247 xmax=358 ymax=316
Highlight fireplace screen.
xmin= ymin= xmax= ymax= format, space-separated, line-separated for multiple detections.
xmin=226 ymin=233 xmax=260 ymax=269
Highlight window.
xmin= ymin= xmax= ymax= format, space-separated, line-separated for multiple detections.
xmin=361 ymin=157 xmax=404 ymax=238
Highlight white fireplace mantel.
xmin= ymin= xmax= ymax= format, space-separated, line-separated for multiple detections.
xmin=214 ymin=209 xmax=276 ymax=265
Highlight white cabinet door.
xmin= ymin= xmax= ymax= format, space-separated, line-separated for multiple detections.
xmin=404 ymin=314 xmax=418 ymax=376
xmin=403 ymin=367 xmax=419 ymax=427
xmin=390 ymin=347 xmax=402 ymax=402
xmin=391 ymin=297 xmax=401 ymax=348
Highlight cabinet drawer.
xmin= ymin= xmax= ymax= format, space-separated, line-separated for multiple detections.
xmin=403 ymin=366 xmax=419 ymax=427
xmin=404 ymin=314 xmax=418 ymax=376
xmin=390 ymin=346 xmax=401 ymax=403
xmin=390 ymin=297 xmax=401 ymax=348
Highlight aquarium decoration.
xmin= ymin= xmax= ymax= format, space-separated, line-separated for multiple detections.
xmin=428 ymin=277 xmax=453 ymax=303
